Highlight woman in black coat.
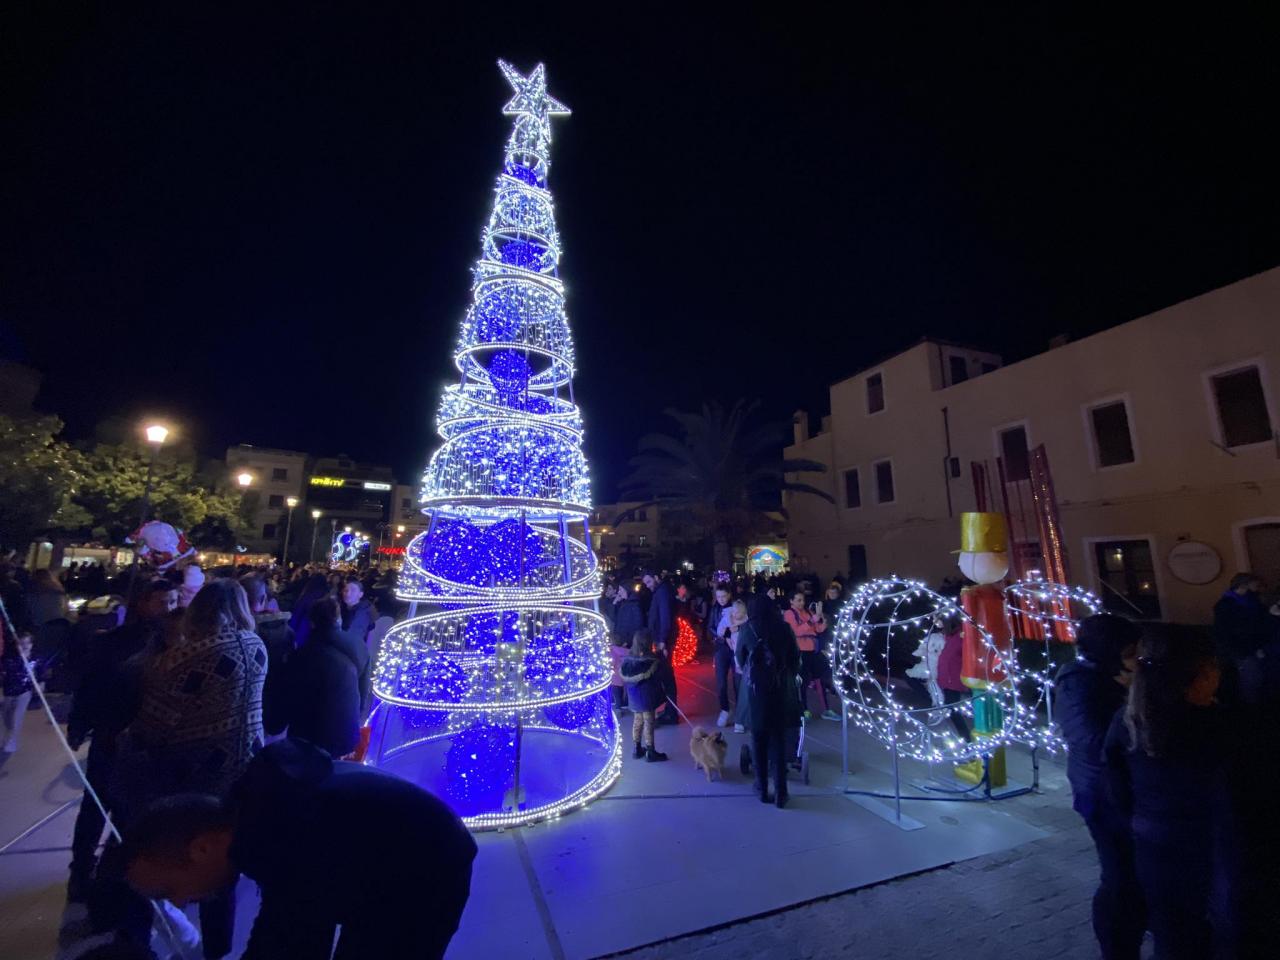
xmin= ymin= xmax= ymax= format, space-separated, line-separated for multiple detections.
xmin=1104 ymin=624 xmax=1236 ymax=959
xmin=744 ymin=593 xmax=801 ymax=807
xmin=273 ymin=597 xmax=365 ymax=758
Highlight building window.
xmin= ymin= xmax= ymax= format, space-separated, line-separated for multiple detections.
xmin=1089 ymin=401 xmax=1136 ymax=467
xmin=998 ymin=425 xmax=1030 ymax=481
xmin=847 ymin=544 xmax=868 ymax=581
xmin=866 ymin=373 xmax=885 ymax=414
xmin=262 ymin=523 xmax=278 ymax=539
xmin=637 ymin=534 xmax=648 ymax=546
xmin=842 ymin=468 xmax=861 ymax=508
xmin=268 ymin=494 xmax=284 ymax=508
xmin=948 ymin=355 xmax=969 ymax=385
xmin=637 ymin=509 xmax=648 ymax=522
xmin=401 ymin=498 xmax=413 ymax=511
xmin=1094 ymin=539 xmax=1161 ymax=619
xmin=1210 ymin=365 xmax=1273 ymax=447
xmin=874 ymin=460 xmax=895 ymax=504
xmin=271 ymin=467 xmax=288 ymax=481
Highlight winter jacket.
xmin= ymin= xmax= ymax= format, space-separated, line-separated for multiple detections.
xmin=255 ymin=611 xmax=295 ymax=737
xmin=705 ymin=602 xmax=732 ymax=647
xmin=1055 ymin=657 xmax=1127 ymax=818
xmin=620 ymin=655 xmax=664 ymax=712
xmin=613 ymin=597 xmax=645 ymax=644
xmin=747 ymin=627 xmax=803 ymax=732
xmin=342 ymin=599 xmax=376 ymax=647
xmin=734 ymin=621 xmax=761 ymax=727
xmin=647 ymin=582 xmax=676 ymax=650
xmin=1104 ymin=704 xmax=1231 ymax=844
xmin=273 ymin=625 xmax=362 ymax=757
xmin=67 ymin=618 xmax=161 ymax=747
xmin=783 ymin=607 xmax=826 ymax=653
xmin=230 ymin=740 xmax=476 ymax=960
xmin=934 ymin=629 xmax=965 ymax=693
xmin=1213 ymin=592 xmax=1274 ymax=660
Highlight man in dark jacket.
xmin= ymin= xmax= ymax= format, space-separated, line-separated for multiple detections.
xmin=66 ymin=579 xmax=177 ymax=901
xmin=243 ymin=576 xmax=294 ymax=738
xmin=642 ymin=572 xmax=679 ymax=724
xmin=1213 ymin=573 xmax=1276 ymax=663
xmin=122 ymin=739 xmax=476 ymax=959
xmin=271 ymin=597 xmax=363 ymax=757
xmin=1055 ymin=613 xmax=1144 ymax=959
xmin=341 ymin=578 xmax=376 ymax=648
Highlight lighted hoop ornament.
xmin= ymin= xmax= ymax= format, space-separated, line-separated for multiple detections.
xmin=1003 ymin=573 xmax=1103 ymax=731
xmin=368 ymin=62 xmax=620 ymax=830
xmin=832 ymin=578 xmax=1034 ymax=765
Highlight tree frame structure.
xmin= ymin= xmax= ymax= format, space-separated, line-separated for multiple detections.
xmin=367 ymin=61 xmax=620 ymax=828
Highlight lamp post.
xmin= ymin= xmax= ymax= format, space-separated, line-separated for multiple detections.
xmin=309 ymin=509 xmax=322 ymax=563
xmin=126 ymin=423 xmax=168 ymax=611
xmin=281 ymin=496 xmax=299 ymax=566
xmin=235 ymin=472 xmax=253 ymax=566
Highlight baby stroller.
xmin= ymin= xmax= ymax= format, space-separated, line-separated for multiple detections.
xmin=738 ymin=713 xmax=811 ymax=785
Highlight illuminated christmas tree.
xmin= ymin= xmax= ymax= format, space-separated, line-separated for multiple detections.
xmin=368 ymin=61 xmax=619 ymax=828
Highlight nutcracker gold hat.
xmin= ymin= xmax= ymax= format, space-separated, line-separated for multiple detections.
xmin=954 ymin=512 xmax=1009 ymax=554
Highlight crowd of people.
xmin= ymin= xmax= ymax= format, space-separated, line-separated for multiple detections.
xmin=603 ymin=569 xmax=847 ymax=807
xmin=0 ymin=558 xmax=474 ymax=960
xmin=2 ymin=551 xmax=1278 ymax=958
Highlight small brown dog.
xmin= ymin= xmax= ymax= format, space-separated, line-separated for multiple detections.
xmin=689 ymin=726 xmax=728 ymax=781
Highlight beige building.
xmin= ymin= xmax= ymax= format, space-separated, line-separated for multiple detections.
xmin=589 ymin=502 xmax=662 ymax=572
xmin=224 ymin=445 xmax=309 ymax=557
xmin=784 ymin=268 xmax=1280 ymax=624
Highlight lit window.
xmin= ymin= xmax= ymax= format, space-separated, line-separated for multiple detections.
xmin=1210 ymin=365 xmax=1273 ymax=447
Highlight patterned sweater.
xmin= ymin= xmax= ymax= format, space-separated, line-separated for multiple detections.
xmin=124 ymin=624 xmax=268 ymax=799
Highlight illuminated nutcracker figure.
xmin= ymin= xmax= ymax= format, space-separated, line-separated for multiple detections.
xmin=366 ymin=62 xmax=620 ymax=829
xmin=955 ymin=512 xmax=1014 ymax=786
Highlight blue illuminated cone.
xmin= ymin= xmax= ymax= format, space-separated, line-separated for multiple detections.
xmin=368 ymin=62 xmax=620 ymax=828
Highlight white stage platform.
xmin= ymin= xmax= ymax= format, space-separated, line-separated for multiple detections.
xmin=0 ymin=662 xmax=1053 ymax=960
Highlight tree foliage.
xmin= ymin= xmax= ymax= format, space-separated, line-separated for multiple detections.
xmin=0 ymin=414 xmax=250 ymax=551
xmin=620 ymin=399 xmax=832 ymax=570
xmin=0 ymin=414 xmax=85 ymax=550
xmin=63 ymin=443 xmax=248 ymax=546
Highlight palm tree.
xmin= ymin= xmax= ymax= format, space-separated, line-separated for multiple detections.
xmin=620 ymin=400 xmax=833 ymax=572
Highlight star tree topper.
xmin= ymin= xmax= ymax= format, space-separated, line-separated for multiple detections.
xmin=499 ymin=60 xmax=571 ymax=139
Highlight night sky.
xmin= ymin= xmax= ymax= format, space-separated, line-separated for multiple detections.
xmin=5 ymin=8 xmax=1279 ymax=499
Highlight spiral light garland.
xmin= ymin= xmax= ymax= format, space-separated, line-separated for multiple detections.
xmin=368 ymin=61 xmax=619 ymax=829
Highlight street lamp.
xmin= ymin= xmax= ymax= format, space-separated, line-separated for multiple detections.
xmin=237 ymin=472 xmax=253 ymax=488
xmin=281 ymin=496 xmax=299 ymax=566
xmin=309 ymin=508 xmax=322 ymax=562
xmin=127 ymin=422 xmax=169 ymax=610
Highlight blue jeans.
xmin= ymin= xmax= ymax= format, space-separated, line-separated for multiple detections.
xmin=713 ymin=644 xmax=735 ymax=711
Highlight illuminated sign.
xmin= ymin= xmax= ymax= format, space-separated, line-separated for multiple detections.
xmin=377 ymin=546 xmax=406 ymax=556
xmin=363 ymin=482 xmax=392 ymax=491
xmin=310 ymin=476 xmax=345 ymax=487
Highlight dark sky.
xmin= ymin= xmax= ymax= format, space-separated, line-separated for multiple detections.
xmin=4 ymin=7 xmax=1279 ymax=499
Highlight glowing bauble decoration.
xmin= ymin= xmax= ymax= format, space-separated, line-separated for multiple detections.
xmin=832 ymin=578 xmax=1052 ymax=763
xmin=367 ymin=60 xmax=620 ymax=829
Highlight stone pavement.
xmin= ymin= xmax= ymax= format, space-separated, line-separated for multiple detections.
xmin=610 ymin=774 xmax=1116 ymax=960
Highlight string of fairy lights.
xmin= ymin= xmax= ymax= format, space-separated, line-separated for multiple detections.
xmin=369 ymin=61 xmax=619 ymax=829
xmin=831 ymin=577 xmax=1083 ymax=765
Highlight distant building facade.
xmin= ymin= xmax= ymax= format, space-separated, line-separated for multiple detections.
xmin=784 ymin=268 xmax=1280 ymax=624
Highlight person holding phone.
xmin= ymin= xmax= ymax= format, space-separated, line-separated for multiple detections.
xmin=784 ymin=591 xmax=839 ymax=720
